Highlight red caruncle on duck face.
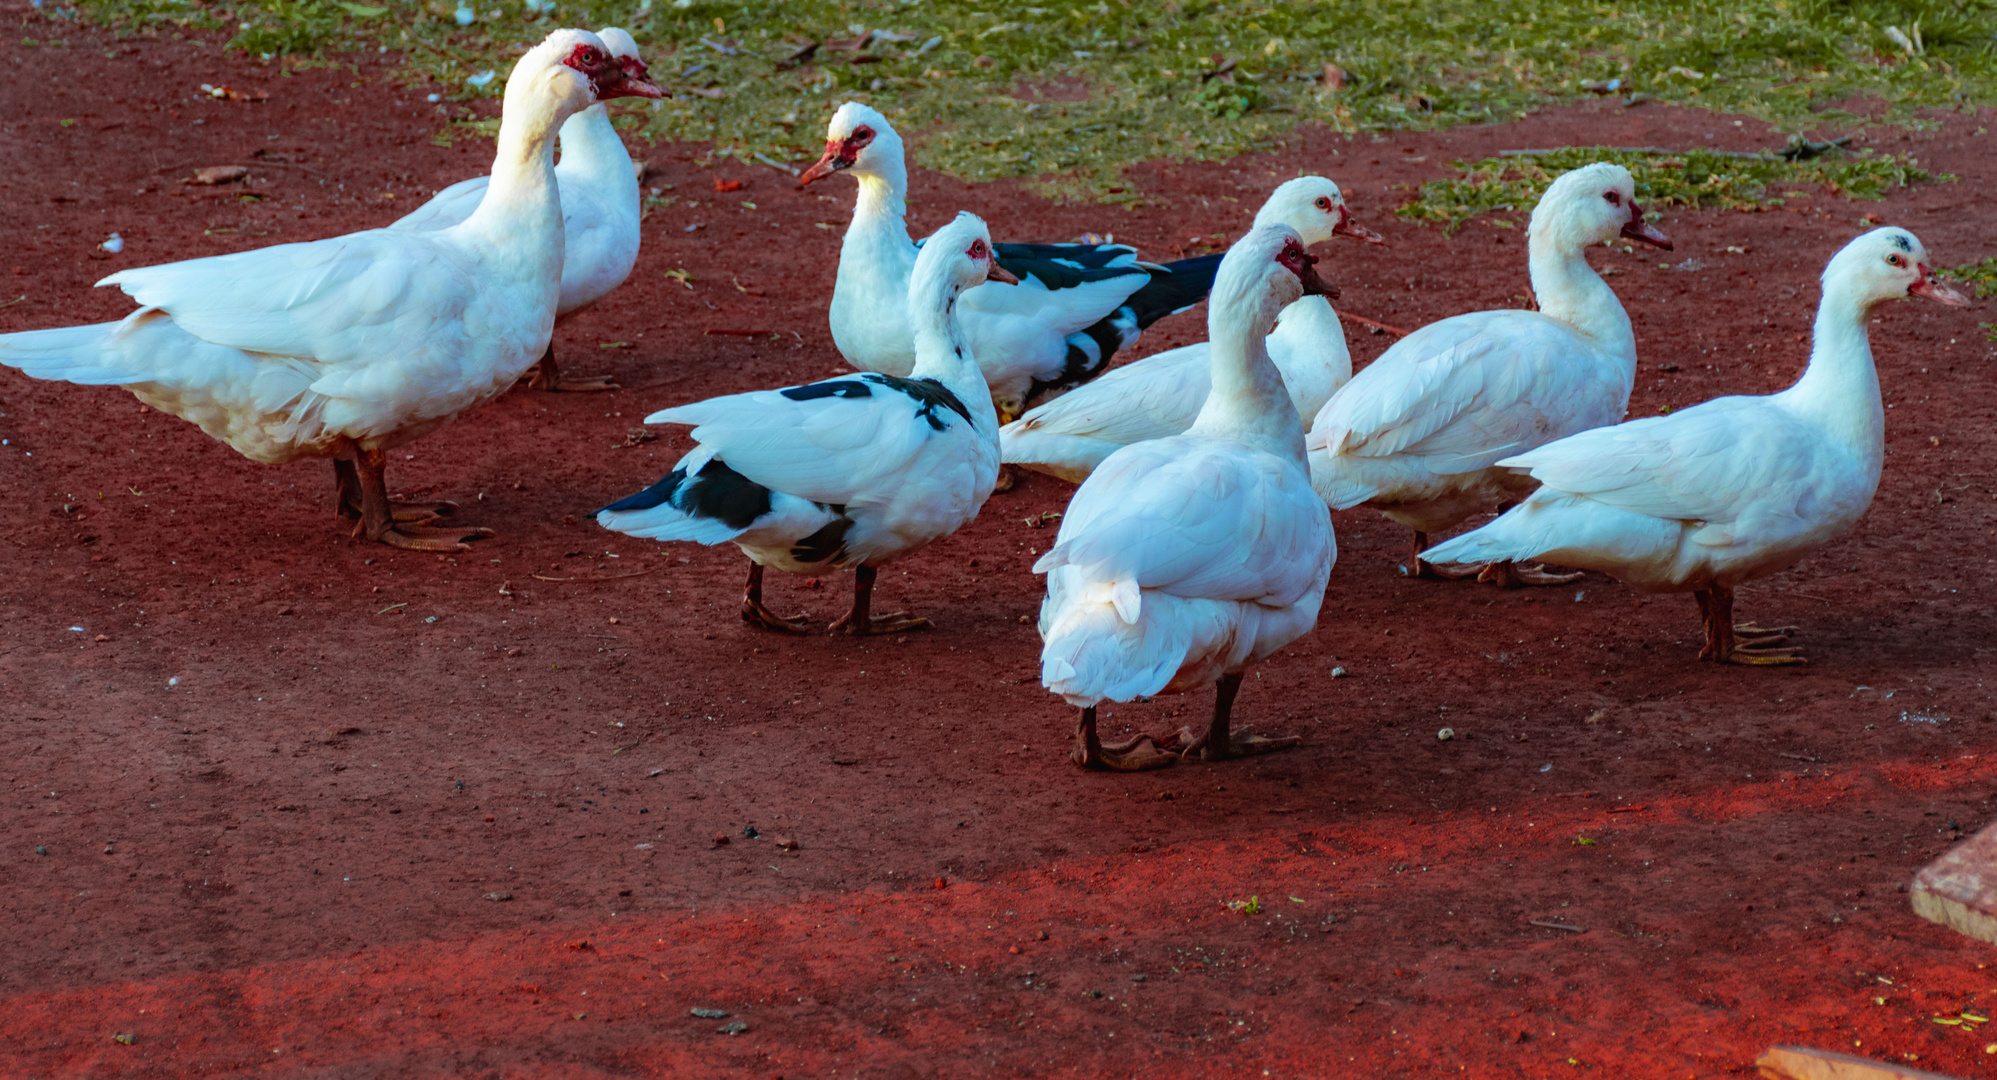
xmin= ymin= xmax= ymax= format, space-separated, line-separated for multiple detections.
xmin=965 ymin=238 xmax=1019 ymax=284
xmin=1276 ymin=239 xmax=1337 ymax=299
xmin=561 ymin=40 xmax=666 ymax=101
xmin=799 ymin=125 xmax=876 ymax=187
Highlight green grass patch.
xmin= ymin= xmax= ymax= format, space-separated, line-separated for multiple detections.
xmin=1398 ymin=145 xmax=1947 ymax=233
xmin=58 ymin=0 xmax=1997 ymax=202
xmin=1942 ymin=257 xmax=1997 ymax=297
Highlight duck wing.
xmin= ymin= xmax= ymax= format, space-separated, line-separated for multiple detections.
xmin=647 ymin=372 xmax=982 ymax=507
xmin=1309 ymin=310 xmax=1622 ymax=477
xmin=99 ymin=229 xmax=484 ymax=389
xmin=1036 ymin=438 xmax=1330 ymax=610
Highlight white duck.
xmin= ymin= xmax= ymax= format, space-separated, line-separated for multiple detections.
xmin=1306 ymin=162 xmax=1672 ymax=584
xmin=597 ymin=212 xmax=1007 ymax=634
xmin=0 ymin=30 xmax=661 ymax=551
xmin=1036 ymin=224 xmax=1337 ymax=771
xmin=801 ymin=102 xmax=1223 ymax=420
xmin=1001 ymin=176 xmax=1382 ymax=483
xmin=1422 ymin=228 xmax=1967 ymax=664
xmin=392 ymin=26 xmax=651 ymax=393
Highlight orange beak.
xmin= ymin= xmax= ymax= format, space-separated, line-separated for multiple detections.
xmin=1620 ymin=201 xmax=1671 ymax=249
xmin=798 ymin=139 xmax=854 ymax=187
xmin=1332 ymin=205 xmax=1384 ymax=245
xmin=1911 ymin=264 xmax=1970 ymax=307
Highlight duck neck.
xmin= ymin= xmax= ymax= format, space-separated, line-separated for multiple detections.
xmin=1528 ymin=239 xmax=1635 ymax=361
xmin=1191 ymin=296 xmax=1303 ymax=460
xmin=552 ymin=103 xmax=633 ymax=188
xmin=461 ymin=79 xmax=568 ymax=250
xmin=909 ymin=281 xmax=998 ymax=430
xmin=1783 ymin=282 xmax=1884 ymax=457
xmin=841 ymin=165 xmax=915 ymax=266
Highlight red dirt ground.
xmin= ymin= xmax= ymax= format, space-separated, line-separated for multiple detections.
xmin=3 ymin=23 xmax=1996 ymax=1080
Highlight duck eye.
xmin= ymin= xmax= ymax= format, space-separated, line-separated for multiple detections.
xmin=1604 ymin=190 xmax=1620 ymax=205
xmin=1315 ymin=196 xmax=1332 ymax=210
xmin=1887 ymin=254 xmax=1904 ymax=267
xmin=853 ymin=127 xmax=873 ymax=143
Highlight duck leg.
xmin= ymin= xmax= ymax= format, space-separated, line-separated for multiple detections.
xmin=1069 ymin=705 xmax=1178 ymax=771
xmin=1171 ymin=673 xmax=1302 ymax=761
xmin=1695 ymin=585 xmax=1804 ymax=665
xmin=988 ymin=405 xmax=1019 ymax=494
xmin=522 ymin=342 xmax=619 ymax=393
xmin=333 ymin=458 xmax=460 ymax=523
xmin=739 ymin=563 xmax=810 ymax=633
xmin=350 ymin=447 xmax=493 ymax=552
xmin=830 ymin=565 xmax=932 ymax=635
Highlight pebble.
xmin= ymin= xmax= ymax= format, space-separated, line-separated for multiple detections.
xmin=1437 ymin=727 xmax=1455 ymax=741
xmin=689 ymin=1007 xmax=728 ymax=1019
xmin=717 ymin=1021 xmax=749 ymax=1035
xmin=34 ymin=846 xmax=47 ymax=856
xmin=1130 ymin=973 xmax=1148 ymax=982
xmin=483 ymin=891 xmax=511 ymax=902
xmin=1330 ymin=667 xmax=1348 ymax=678
xmin=773 ymin=836 xmax=799 ymax=850
xmin=188 ymin=165 xmax=248 ymax=186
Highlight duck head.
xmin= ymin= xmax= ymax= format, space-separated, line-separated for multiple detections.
xmin=517 ymin=28 xmax=664 ymax=114
xmin=1829 ymin=227 xmax=1969 ymax=309
xmin=799 ymin=102 xmax=904 ymax=187
xmin=1531 ymin=162 xmax=1671 ymax=253
xmin=1211 ymin=224 xmax=1339 ymax=338
xmin=1255 ymin=176 xmax=1383 ymax=247
xmin=912 ymin=212 xmax=1019 ymax=299
xmin=595 ymin=27 xmax=659 ymax=93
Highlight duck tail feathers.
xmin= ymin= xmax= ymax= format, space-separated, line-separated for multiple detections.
xmin=1124 ymin=253 xmax=1224 ymax=329
xmin=1419 ymin=518 xmax=1528 ymax=568
xmin=0 ymin=312 xmax=168 ymax=386
xmin=595 ymin=457 xmax=771 ymax=546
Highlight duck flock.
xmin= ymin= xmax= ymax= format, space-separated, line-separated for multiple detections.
xmin=0 ymin=28 xmax=1971 ymax=771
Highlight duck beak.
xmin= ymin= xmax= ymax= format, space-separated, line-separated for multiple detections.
xmin=987 ymin=261 xmax=1020 ymax=285
xmin=1296 ymin=255 xmax=1340 ymax=300
xmin=798 ymin=140 xmax=855 ymax=187
xmin=600 ymin=69 xmax=666 ymax=100
xmin=1332 ymin=206 xmax=1385 ymax=245
xmin=615 ymin=56 xmax=667 ymax=98
xmin=1911 ymin=264 xmax=1970 ymax=307
xmin=1620 ymin=201 xmax=1672 ymax=249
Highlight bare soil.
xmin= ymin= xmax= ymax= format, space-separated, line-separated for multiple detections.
xmin=2 ymin=23 xmax=1995 ymax=1080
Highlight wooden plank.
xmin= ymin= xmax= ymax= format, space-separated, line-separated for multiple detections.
xmin=1911 ymin=820 xmax=1997 ymax=947
xmin=1756 ymin=1045 xmax=1968 ymax=1080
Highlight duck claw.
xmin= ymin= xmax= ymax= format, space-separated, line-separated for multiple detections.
xmin=831 ymin=612 xmax=932 ymax=635
xmin=740 ymin=599 xmax=811 ymax=633
xmin=1071 ymin=732 xmax=1178 ymax=772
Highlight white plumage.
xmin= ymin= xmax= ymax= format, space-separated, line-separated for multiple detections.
xmin=0 ymin=30 xmax=660 ymax=551
xmin=597 ymin=212 xmax=1005 ymax=634
xmin=800 ymin=102 xmax=1221 ymax=419
xmin=1421 ymin=227 xmax=1967 ymax=664
xmin=1001 ymin=176 xmax=1381 ymax=482
xmin=1037 ymin=224 xmax=1336 ymax=771
xmin=392 ymin=27 xmax=647 ymax=391
xmin=1305 ymin=162 xmax=1672 ymax=582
